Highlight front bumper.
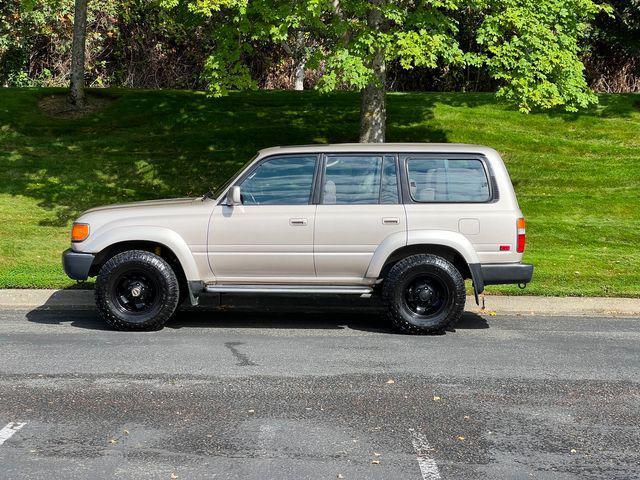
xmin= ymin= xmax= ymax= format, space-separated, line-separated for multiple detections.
xmin=480 ymin=263 xmax=534 ymax=286
xmin=62 ymin=249 xmax=95 ymax=280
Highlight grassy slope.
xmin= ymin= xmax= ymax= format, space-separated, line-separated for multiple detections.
xmin=0 ymin=88 xmax=638 ymax=296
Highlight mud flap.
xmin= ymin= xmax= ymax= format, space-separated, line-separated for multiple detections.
xmin=468 ymin=263 xmax=484 ymax=306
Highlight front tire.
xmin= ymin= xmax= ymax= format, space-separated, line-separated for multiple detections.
xmin=382 ymin=254 xmax=466 ymax=335
xmin=95 ymin=250 xmax=180 ymax=331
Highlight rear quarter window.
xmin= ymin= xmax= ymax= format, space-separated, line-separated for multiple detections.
xmin=406 ymin=158 xmax=490 ymax=203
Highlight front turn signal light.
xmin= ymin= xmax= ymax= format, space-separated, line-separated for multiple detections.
xmin=71 ymin=223 xmax=90 ymax=242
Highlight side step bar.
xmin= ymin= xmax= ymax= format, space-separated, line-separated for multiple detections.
xmin=205 ymin=284 xmax=373 ymax=296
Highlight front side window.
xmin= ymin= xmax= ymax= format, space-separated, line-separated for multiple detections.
xmin=407 ymin=158 xmax=490 ymax=202
xmin=322 ymin=155 xmax=384 ymax=204
xmin=239 ymin=155 xmax=317 ymax=205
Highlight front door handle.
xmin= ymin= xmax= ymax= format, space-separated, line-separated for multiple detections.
xmin=382 ymin=217 xmax=400 ymax=225
xmin=290 ymin=218 xmax=308 ymax=226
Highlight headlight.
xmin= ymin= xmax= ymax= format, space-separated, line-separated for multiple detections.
xmin=71 ymin=223 xmax=90 ymax=242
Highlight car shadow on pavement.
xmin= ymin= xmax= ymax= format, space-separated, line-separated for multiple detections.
xmin=25 ymin=306 xmax=488 ymax=333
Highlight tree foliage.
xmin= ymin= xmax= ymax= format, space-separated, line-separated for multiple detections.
xmin=2 ymin=0 xmax=629 ymax=101
xmin=172 ymin=0 xmax=608 ymax=113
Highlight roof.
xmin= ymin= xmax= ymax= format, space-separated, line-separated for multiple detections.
xmin=258 ymin=143 xmax=499 ymax=157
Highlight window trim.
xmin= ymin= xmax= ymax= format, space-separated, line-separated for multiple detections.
xmin=317 ymin=153 xmax=399 ymax=206
xmin=400 ymin=153 xmax=497 ymax=204
xmin=218 ymin=153 xmax=320 ymax=206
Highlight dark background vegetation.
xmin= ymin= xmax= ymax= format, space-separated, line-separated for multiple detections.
xmin=2 ymin=0 xmax=639 ymax=93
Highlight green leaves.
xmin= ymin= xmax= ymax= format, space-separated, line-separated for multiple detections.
xmin=476 ymin=0 xmax=608 ymax=112
xmin=166 ymin=0 xmax=607 ymax=114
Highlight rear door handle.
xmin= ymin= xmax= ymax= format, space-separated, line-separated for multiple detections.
xmin=289 ymin=218 xmax=308 ymax=226
xmin=382 ymin=217 xmax=400 ymax=225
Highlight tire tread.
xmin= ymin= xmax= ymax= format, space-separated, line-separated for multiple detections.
xmin=95 ymin=250 xmax=180 ymax=331
xmin=382 ymin=254 xmax=466 ymax=335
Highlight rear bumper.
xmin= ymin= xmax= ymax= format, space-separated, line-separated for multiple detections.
xmin=62 ymin=249 xmax=95 ymax=280
xmin=480 ymin=263 xmax=534 ymax=286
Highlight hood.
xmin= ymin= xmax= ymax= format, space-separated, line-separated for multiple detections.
xmin=82 ymin=197 xmax=198 ymax=215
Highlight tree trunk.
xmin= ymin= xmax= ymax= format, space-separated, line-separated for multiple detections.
xmin=292 ymin=31 xmax=306 ymax=91
xmin=69 ymin=0 xmax=88 ymax=109
xmin=293 ymin=57 xmax=305 ymax=91
xmin=359 ymin=0 xmax=386 ymax=143
xmin=359 ymin=53 xmax=386 ymax=143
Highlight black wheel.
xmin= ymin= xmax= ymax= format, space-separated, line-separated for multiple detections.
xmin=382 ymin=254 xmax=466 ymax=335
xmin=95 ymin=250 xmax=180 ymax=331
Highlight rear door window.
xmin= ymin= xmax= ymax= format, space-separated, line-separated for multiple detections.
xmin=322 ymin=155 xmax=383 ymax=204
xmin=380 ymin=155 xmax=400 ymax=204
xmin=406 ymin=158 xmax=490 ymax=202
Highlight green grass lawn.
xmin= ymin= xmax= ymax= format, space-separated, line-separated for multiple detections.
xmin=0 ymin=87 xmax=638 ymax=296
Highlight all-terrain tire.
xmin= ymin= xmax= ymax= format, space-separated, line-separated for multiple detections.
xmin=382 ymin=254 xmax=466 ymax=335
xmin=95 ymin=250 xmax=180 ymax=331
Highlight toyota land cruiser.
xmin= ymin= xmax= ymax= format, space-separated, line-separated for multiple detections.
xmin=62 ymin=143 xmax=533 ymax=334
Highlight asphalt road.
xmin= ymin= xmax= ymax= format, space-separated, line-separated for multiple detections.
xmin=0 ymin=301 xmax=638 ymax=479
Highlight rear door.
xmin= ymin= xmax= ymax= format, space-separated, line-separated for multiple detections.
xmin=314 ymin=154 xmax=406 ymax=280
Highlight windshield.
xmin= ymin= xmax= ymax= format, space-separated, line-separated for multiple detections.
xmin=209 ymin=154 xmax=258 ymax=198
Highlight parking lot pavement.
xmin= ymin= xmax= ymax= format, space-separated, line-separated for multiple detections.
xmin=0 ymin=306 xmax=638 ymax=479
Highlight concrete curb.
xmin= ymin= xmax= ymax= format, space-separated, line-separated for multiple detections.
xmin=0 ymin=289 xmax=638 ymax=317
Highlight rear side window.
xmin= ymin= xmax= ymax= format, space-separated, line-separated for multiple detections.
xmin=380 ymin=155 xmax=400 ymax=204
xmin=406 ymin=158 xmax=490 ymax=203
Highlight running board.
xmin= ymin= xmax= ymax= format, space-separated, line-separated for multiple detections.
xmin=205 ymin=284 xmax=373 ymax=296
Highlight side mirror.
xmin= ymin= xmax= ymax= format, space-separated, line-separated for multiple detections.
xmin=226 ymin=186 xmax=242 ymax=206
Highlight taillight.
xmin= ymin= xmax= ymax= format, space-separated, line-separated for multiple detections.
xmin=516 ymin=217 xmax=526 ymax=253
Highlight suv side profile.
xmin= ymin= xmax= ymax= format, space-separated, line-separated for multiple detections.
xmin=62 ymin=143 xmax=533 ymax=334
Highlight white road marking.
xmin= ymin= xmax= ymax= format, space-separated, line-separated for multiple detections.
xmin=410 ymin=429 xmax=442 ymax=480
xmin=0 ymin=422 xmax=26 ymax=446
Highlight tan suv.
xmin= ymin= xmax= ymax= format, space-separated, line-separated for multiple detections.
xmin=63 ymin=143 xmax=533 ymax=334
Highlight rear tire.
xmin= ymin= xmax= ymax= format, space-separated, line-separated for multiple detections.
xmin=382 ymin=254 xmax=466 ymax=335
xmin=95 ymin=250 xmax=180 ymax=331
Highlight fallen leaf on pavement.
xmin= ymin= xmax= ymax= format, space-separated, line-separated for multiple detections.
xmin=433 ymin=395 xmax=441 ymax=401
xmin=456 ymin=435 xmax=465 ymax=441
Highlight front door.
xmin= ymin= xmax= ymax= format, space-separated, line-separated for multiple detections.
xmin=314 ymin=154 xmax=406 ymax=280
xmin=208 ymin=154 xmax=318 ymax=282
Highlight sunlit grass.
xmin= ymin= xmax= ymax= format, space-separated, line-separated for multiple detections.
xmin=0 ymin=87 xmax=638 ymax=296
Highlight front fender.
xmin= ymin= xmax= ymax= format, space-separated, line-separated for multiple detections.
xmin=77 ymin=226 xmax=201 ymax=281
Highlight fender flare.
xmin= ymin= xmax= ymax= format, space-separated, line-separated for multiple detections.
xmin=81 ymin=226 xmax=201 ymax=281
xmin=365 ymin=230 xmax=484 ymax=301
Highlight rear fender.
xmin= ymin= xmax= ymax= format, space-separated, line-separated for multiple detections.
xmin=366 ymin=230 xmax=484 ymax=303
